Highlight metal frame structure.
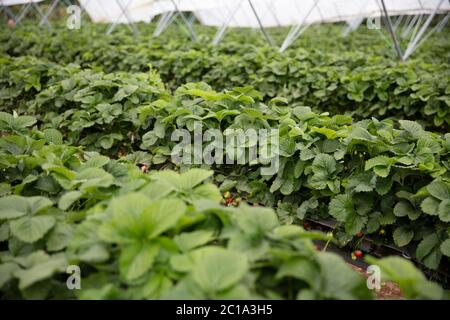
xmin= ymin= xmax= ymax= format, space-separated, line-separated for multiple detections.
xmin=372 ymin=0 xmax=447 ymax=60
xmin=247 ymin=0 xmax=273 ymax=46
xmin=211 ymin=0 xmax=247 ymax=45
xmin=279 ymin=0 xmax=321 ymax=52
xmin=106 ymin=0 xmax=140 ymax=35
xmin=151 ymin=0 xmax=198 ymax=40
xmin=1 ymin=0 xmax=51 ymax=27
xmin=0 ymin=0 xmax=17 ymax=20
xmin=2 ymin=0 xmax=448 ymax=60
xmin=209 ymin=0 xmax=277 ymax=46
xmin=0 ymin=0 xmax=75 ymax=27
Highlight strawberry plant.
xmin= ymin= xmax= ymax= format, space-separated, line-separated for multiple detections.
xmin=1 ymin=23 xmax=448 ymax=129
xmin=0 ymin=21 xmax=449 ymax=300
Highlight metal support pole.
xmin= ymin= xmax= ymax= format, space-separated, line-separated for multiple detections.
xmin=402 ymin=14 xmax=420 ymax=38
xmin=170 ymin=0 xmax=197 ymax=41
xmin=0 ymin=1 xmax=16 ymax=21
xmin=380 ymin=0 xmax=403 ymax=60
xmin=154 ymin=11 xmax=175 ymax=36
xmin=280 ymin=0 xmax=319 ymax=52
xmin=212 ymin=0 xmax=249 ymax=45
xmin=393 ymin=15 xmax=405 ymax=31
xmin=408 ymin=13 xmax=449 ymax=54
xmin=247 ymin=0 xmax=273 ymax=46
xmin=39 ymin=0 xmax=59 ymax=26
xmin=107 ymin=0 xmax=140 ymax=35
xmin=16 ymin=2 xmax=32 ymax=24
xmin=436 ymin=13 xmax=449 ymax=32
xmin=403 ymin=0 xmax=445 ymax=60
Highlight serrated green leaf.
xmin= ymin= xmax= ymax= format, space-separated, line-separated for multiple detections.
xmin=426 ymin=181 xmax=450 ymax=201
xmin=119 ymin=242 xmax=160 ymax=281
xmin=192 ymin=248 xmax=248 ymax=293
xmin=393 ymin=226 xmax=414 ymax=247
xmin=58 ymin=191 xmax=82 ymax=211
xmin=329 ymin=194 xmax=353 ymax=222
xmin=438 ymin=199 xmax=450 ymax=222
xmin=10 ymin=216 xmax=56 ymax=243
xmin=440 ymin=239 xmax=450 ymax=257
xmin=421 ymin=196 xmax=440 ymax=216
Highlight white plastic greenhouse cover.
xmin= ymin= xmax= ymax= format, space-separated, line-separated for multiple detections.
xmin=195 ymin=0 xmax=450 ymax=28
xmin=78 ymin=0 xmax=243 ymax=23
xmin=1 ymin=0 xmax=44 ymax=5
xmin=78 ymin=0 xmax=450 ymax=26
xmin=78 ymin=0 xmax=155 ymax=23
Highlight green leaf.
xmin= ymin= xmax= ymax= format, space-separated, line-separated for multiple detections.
xmin=365 ymin=156 xmax=393 ymax=169
xmin=316 ymin=252 xmax=371 ymax=299
xmin=78 ymin=244 xmax=110 ymax=263
xmin=393 ymin=201 xmax=415 ymax=217
xmin=347 ymin=172 xmax=377 ymax=193
xmin=0 ymin=195 xmax=29 ymax=220
xmin=179 ymin=169 xmax=214 ymax=191
xmin=438 ymin=199 xmax=450 ymax=222
xmin=416 ymin=234 xmax=439 ymax=260
xmin=99 ymin=193 xmax=152 ymax=243
xmin=234 ymin=205 xmax=278 ymax=236
xmin=349 ymin=126 xmax=377 ymax=141
xmin=329 ymin=194 xmax=353 ymax=222
xmin=0 ymin=195 xmax=53 ymax=220
xmin=10 ymin=216 xmax=56 ymax=243
xmin=113 ymin=84 xmax=138 ymax=101
xmin=174 ymin=230 xmax=214 ymax=252
xmin=142 ymin=198 xmax=186 ymax=239
xmin=14 ymin=116 xmax=37 ymax=129
xmin=275 ymin=257 xmax=320 ymax=289
xmin=421 ymin=197 xmax=440 ymax=216
xmin=76 ymin=168 xmax=114 ymax=191
xmin=58 ymin=191 xmax=82 ymax=211
xmin=119 ymin=242 xmax=160 ymax=281
xmin=43 ymin=128 xmax=63 ymax=145
xmin=0 ymin=262 xmax=19 ymax=288
xmin=440 ymin=239 xmax=450 ymax=257
xmin=312 ymin=153 xmax=336 ymax=176
xmin=13 ymin=253 xmax=67 ymax=289
xmin=345 ymin=211 xmax=367 ymax=235
xmin=192 ymin=248 xmax=248 ymax=293
xmin=365 ymin=256 xmax=442 ymax=299
xmin=192 ymin=184 xmax=222 ymax=202
xmin=393 ymin=226 xmax=414 ymax=247
xmin=426 ymin=181 xmax=450 ymax=201
xmin=311 ymin=127 xmax=337 ymax=139
xmin=84 ymin=155 xmax=110 ymax=168
xmin=0 ymin=223 xmax=9 ymax=241
xmin=46 ymin=223 xmax=73 ymax=252
xmin=399 ymin=120 xmax=425 ymax=139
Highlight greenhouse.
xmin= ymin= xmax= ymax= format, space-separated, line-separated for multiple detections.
xmin=0 ymin=0 xmax=449 ymax=303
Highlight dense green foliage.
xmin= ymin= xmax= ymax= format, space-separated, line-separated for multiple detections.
xmin=0 ymin=21 xmax=449 ymax=299
xmin=1 ymin=55 xmax=449 ymax=272
xmin=1 ymin=23 xmax=449 ymax=129
xmin=0 ymin=110 xmax=445 ymax=299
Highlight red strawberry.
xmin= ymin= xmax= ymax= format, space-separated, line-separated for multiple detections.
xmin=354 ymin=250 xmax=363 ymax=258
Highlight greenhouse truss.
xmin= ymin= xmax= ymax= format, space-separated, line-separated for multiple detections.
xmin=1 ymin=0 xmax=449 ymax=58
xmin=0 ymin=0 xmax=450 ymax=305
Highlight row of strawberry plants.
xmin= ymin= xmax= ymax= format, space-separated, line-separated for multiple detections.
xmin=1 ymin=55 xmax=449 ymax=272
xmin=1 ymin=24 xmax=449 ymax=129
xmin=0 ymin=55 xmax=167 ymax=154
xmin=2 ymin=118 xmax=444 ymax=299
